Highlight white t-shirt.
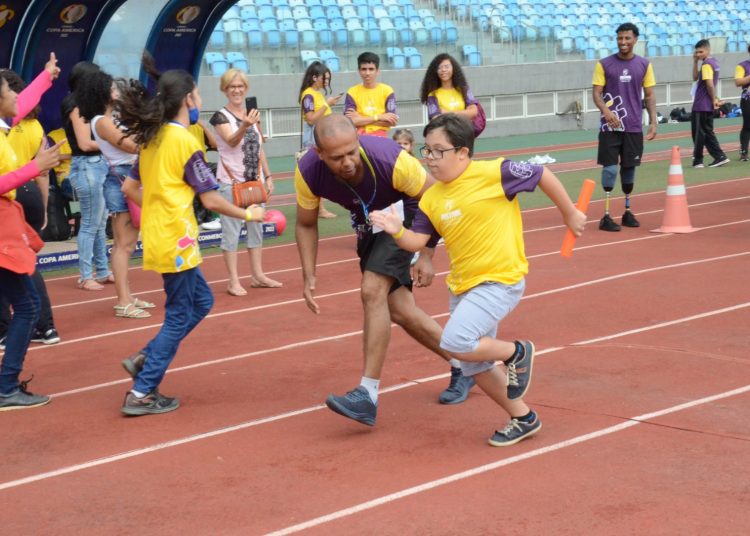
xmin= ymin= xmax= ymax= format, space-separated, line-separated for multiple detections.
xmin=91 ymin=115 xmax=137 ymax=166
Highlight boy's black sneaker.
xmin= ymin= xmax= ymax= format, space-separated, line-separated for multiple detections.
xmin=740 ymin=152 xmax=748 ymax=162
xmin=121 ymin=351 xmax=147 ymax=379
xmin=31 ymin=328 xmax=61 ymax=345
xmin=599 ymin=214 xmax=621 ymax=232
xmin=621 ymin=210 xmax=640 ymax=228
xmin=121 ymin=390 xmax=179 ymax=416
xmin=708 ymin=156 xmax=730 ymax=168
xmin=488 ymin=415 xmax=542 ymax=447
xmin=439 ymin=367 xmax=475 ymax=404
xmin=325 ymin=386 xmax=377 ymax=426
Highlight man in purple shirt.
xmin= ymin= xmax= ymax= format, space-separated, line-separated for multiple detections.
xmin=692 ymin=39 xmax=729 ymax=168
xmin=294 ymin=114 xmax=476 ymax=427
xmin=592 ymin=22 xmax=657 ymax=232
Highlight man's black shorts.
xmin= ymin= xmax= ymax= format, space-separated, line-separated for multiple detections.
xmin=597 ymin=131 xmax=644 ymax=167
xmin=356 ymin=229 xmax=413 ymax=292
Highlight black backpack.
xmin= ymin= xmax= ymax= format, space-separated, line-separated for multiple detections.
xmin=41 ymin=179 xmax=72 ymax=241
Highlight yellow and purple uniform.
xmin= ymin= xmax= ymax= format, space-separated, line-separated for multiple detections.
xmin=129 ymin=123 xmax=218 ymax=273
xmin=425 ymin=86 xmax=479 ymax=120
xmin=411 ymin=158 xmax=543 ymax=295
xmin=593 ymin=55 xmax=655 ymax=133
xmin=344 ymin=83 xmax=396 ymax=135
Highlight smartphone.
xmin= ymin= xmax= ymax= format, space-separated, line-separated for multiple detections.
xmin=245 ymin=96 xmax=258 ymax=112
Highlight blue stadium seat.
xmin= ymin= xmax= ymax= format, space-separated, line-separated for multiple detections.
xmin=301 ymin=50 xmax=321 ymax=67
xmin=467 ymin=51 xmax=481 ymax=67
xmin=404 ymin=47 xmax=422 ymax=69
xmin=210 ymin=30 xmax=225 ymax=48
xmin=414 ymin=27 xmax=429 ymax=45
xmin=318 ymin=29 xmax=333 ymax=47
xmin=266 ymin=30 xmax=282 ymax=48
xmin=399 ymin=28 xmax=413 ymax=46
xmin=247 ymin=30 xmax=263 ymax=48
xmin=350 ymin=28 xmax=366 ymax=47
xmin=284 ymin=29 xmax=299 ymax=47
xmin=301 ymin=29 xmax=317 ymax=48
xmin=227 ymin=51 xmax=249 ymax=72
xmin=368 ymin=28 xmax=381 ymax=46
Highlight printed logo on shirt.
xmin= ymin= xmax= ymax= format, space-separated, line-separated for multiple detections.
xmin=619 ymin=69 xmax=632 ymax=83
xmin=602 ymin=92 xmax=627 ymax=131
xmin=507 ymin=161 xmax=536 ymax=180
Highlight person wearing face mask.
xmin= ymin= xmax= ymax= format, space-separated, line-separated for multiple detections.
xmin=210 ymin=69 xmax=281 ymax=296
xmin=116 ymin=59 xmax=264 ymax=416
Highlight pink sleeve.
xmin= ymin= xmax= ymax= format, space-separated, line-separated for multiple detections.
xmin=0 ymin=161 xmax=42 ymax=196
xmin=12 ymin=70 xmax=53 ymax=127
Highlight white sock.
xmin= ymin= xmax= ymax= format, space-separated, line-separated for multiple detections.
xmin=131 ymin=389 xmax=147 ymax=398
xmin=449 ymin=358 xmax=461 ymax=368
xmin=360 ymin=376 xmax=380 ymax=403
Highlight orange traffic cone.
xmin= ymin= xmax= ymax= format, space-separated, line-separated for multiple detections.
xmin=651 ymin=146 xmax=698 ymax=234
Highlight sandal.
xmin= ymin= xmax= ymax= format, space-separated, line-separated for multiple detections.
xmin=78 ymin=279 xmax=104 ymax=291
xmin=114 ymin=303 xmax=151 ymax=319
xmin=132 ymin=298 xmax=156 ymax=309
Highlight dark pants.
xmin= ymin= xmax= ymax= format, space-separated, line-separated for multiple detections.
xmin=740 ymin=99 xmax=750 ymax=155
xmin=133 ymin=267 xmax=214 ymax=394
xmin=691 ymin=110 xmax=725 ymax=163
xmin=0 ymin=269 xmax=40 ymax=394
xmin=0 ymin=182 xmax=55 ymax=337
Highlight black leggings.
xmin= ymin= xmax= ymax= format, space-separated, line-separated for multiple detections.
xmin=741 ymin=99 xmax=750 ymax=154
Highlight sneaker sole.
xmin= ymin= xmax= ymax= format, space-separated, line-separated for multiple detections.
xmin=487 ymin=422 xmax=542 ymax=447
xmin=508 ymin=341 xmax=535 ymax=400
xmin=708 ymin=160 xmax=729 ymax=168
xmin=121 ymin=399 xmax=180 ymax=416
xmin=325 ymin=396 xmax=376 ymax=426
xmin=0 ymin=398 xmax=51 ymax=411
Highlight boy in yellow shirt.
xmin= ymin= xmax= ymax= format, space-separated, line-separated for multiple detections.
xmin=344 ymin=52 xmax=398 ymax=137
xmin=371 ymin=114 xmax=586 ymax=446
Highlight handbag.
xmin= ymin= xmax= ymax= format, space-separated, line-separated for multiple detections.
xmin=224 ymin=161 xmax=267 ymax=208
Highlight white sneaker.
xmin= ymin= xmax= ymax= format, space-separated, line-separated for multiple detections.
xmin=528 ymin=155 xmax=543 ymax=164
xmin=200 ymin=220 xmax=221 ymax=231
xmin=541 ymin=154 xmax=556 ymax=164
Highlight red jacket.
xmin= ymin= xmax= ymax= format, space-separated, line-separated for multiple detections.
xmin=0 ymin=197 xmax=43 ymax=275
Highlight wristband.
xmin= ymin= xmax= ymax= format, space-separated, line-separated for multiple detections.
xmin=392 ymin=226 xmax=405 ymax=239
xmin=245 ymin=207 xmax=253 ymax=222
xmin=374 ymin=114 xmax=379 ymax=122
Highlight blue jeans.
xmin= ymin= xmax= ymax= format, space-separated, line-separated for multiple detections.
xmin=69 ymin=155 xmax=110 ymax=281
xmin=0 ymin=269 xmax=40 ymax=394
xmin=133 ymin=268 xmax=214 ymax=393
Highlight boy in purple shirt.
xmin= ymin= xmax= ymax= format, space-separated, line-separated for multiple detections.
xmin=592 ymin=22 xmax=656 ymax=232
xmin=692 ymin=39 xmax=729 ymax=168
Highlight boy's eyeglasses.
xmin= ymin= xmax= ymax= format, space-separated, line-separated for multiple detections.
xmin=419 ymin=146 xmax=462 ymax=159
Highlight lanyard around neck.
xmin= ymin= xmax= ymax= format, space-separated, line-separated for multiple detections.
xmin=340 ymin=147 xmax=377 ymax=222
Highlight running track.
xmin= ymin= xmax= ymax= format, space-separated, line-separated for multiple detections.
xmin=2 ymin=178 xmax=749 ymax=534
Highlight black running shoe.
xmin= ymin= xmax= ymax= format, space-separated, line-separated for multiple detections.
xmin=121 ymin=390 xmax=179 ymax=416
xmin=708 ymin=156 xmax=730 ymax=168
xmin=488 ymin=415 xmax=542 ymax=447
xmin=31 ymin=328 xmax=61 ymax=345
xmin=621 ymin=210 xmax=640 ymax=228
xmin=506 ymin=341 xmax=535 ymax=400
xmin=599 ymin=214 xmax=621 ymax=232
xmin=325 ymin=386 xmax=377 ymax=426
xmin=121 ymin=351 xmax=147 ymax=379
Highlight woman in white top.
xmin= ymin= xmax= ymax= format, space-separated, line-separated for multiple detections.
xmin=85 ymin=71 xmax=155 ymax=318
xmin=209 ymin=69 xmax=281 ymax=295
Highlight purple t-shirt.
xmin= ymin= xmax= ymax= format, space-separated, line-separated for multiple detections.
xmin=738 ymin=60 xmax=750 ymax=101
xmin=597 ymin=54 xmax=652 ymax=133
xmin=410 ymin=159 xmax=543 ymax=237
xmin=694 ymin=57 xmax=720 ymax=112
xmin=297 ymin=135 xmax=418 ymax=228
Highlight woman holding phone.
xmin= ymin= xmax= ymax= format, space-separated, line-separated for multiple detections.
xmin=298 ymin=61 xmax=339 ymax=218
xmin=209 ymin=69 xmax=281 ymax=295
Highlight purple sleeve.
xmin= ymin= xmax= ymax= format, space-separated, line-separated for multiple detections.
xmin=128 ymin=157 xmax=141 ymax=181
xmin=12 ymin=71 xmax=52 ymax=127
xmin=183 ymin=151 xmax=219 ymax=194
xmin=301 ymin=94 xmax=315 ymax=114
xmin=385 ymin=92 xmax=397 ymax=114
xmin=343 ymin=94 xmax=356 ymax=113
xmin=409 ymin=207 xmax=440 ymax=248
xmin=426 ymin=96 xmax=440 ymax=120
xmin=463 ymin=87 xmax=479 ymax=107
xmin=500 ymin=159 xmax=544 ymax=200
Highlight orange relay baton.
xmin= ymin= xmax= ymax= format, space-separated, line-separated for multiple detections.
xmin=560 ymin=178 xmax=596 ymax=258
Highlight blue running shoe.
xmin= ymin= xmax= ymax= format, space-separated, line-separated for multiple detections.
xmin=488 ymin=415 xmax=542 ymax=447
xmin=325 ymin=386 xmax=377 ymax=426
xmin=439 ymin=367 xmax=476 ymax=405
xmin=506 ymin=340 xmax=535 ymax=400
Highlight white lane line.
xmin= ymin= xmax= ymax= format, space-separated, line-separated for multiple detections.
xmin=45 ymin=251 xmax=750 ymax=396
xmin=265 ymin=384 xmax=750 ymax=536
xmin=3 ymin=301 xmax=748 ymax=492
xmin=31 ymin=223 xmax=750 ymax=353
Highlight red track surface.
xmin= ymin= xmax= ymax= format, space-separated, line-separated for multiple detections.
xmin=2 ymin=178 xmax=749 ymax=534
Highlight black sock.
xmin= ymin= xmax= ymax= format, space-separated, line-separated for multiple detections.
xmin=503 ymin=341 xmax=524 ymax=365
xmin=515 ymin=410 xmax=535 ymax=423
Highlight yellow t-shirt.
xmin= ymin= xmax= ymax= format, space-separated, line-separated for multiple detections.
xmin=418 ymin=159 xmax=529 ymax=294
xmin=7 ymin=119 xmax=44 ymax=166
xmin=47 ymin=128 xmax=72 ymax=184
xmin=344 ymin=83 xmax=396 ymax=134
xmin=134 ymin=123 xmax=207 ymax=273
xmin=300 ymin=87 xmax=331 ymax=119
xmin=0 ymin=131 xmax=19 ymax=201
xmin=430 ymin=87 xmax=466 ymax=113
xmin=187 ymin=123 xmax=207 ymax=157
